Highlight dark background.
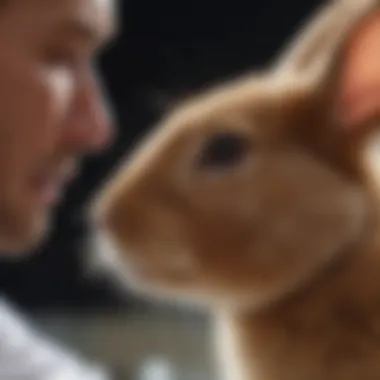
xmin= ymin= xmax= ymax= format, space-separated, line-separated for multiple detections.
xmin=0 ymin=0 xmax=321 ymax=312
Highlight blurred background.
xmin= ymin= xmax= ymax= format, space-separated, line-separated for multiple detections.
xmin=0 ymin=0 xmax=322 ymax=378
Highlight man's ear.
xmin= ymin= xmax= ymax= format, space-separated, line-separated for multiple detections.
xmin=336 ymin=9 xmax=380 ymax=131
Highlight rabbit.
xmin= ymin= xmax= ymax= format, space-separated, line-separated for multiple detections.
xmin=91 ymin=0 xmax=380 ymax=379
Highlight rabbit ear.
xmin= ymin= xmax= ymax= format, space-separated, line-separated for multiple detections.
xmin=286 ymin=6 xmax=380 ymax=181
xmin=335 ymin=9 xmax=380 ymax=130
xmin=273 ymin=0 xmax=378 ymax=84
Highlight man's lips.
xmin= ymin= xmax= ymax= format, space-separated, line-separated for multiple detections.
xmin=30 ymin=166 xmax=78 ymax=204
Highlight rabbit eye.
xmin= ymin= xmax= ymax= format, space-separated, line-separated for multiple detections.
xmin=196 ymin=132 xmax=250 ymax=170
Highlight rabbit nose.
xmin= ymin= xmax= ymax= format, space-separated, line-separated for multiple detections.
xmin=90 ymin=200 xmax=113 ymax=231
xmin=100 ymin=198 xmax=145 ymax=243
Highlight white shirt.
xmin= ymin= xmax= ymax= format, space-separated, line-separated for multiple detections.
xmin=0 ymin=298 xmax=111 ymax=380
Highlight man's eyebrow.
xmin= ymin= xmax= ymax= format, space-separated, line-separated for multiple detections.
xmin=56 ymin=17 xmax=116 ymax=44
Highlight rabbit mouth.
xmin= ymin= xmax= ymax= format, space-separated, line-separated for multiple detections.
xmin=87 ymin=220 xmax=200 ymax=288
xmin=84 ymin=225 xmax=130 ymax=281
xmin=123 ymin=246 xmax=201 ymax=288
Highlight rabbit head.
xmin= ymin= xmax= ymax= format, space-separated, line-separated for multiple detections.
xmin=93 ymin=0 xmax=380 ymax=311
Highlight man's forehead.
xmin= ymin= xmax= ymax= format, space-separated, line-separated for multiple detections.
xmin=15 ymin=0 xmax=118 ymax=41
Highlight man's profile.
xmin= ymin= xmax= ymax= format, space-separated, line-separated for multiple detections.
xmin=0 ymin=0 xmax=116 ymax=253
xmin=0 ymin=0 xmax=117 ymax=378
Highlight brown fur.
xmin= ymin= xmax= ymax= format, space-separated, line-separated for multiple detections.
xmin=92 ymin=1 xmax=380 ymax=379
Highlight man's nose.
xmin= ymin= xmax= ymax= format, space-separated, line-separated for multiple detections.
xmin=64 ymin=72 xmax=115 ymax=154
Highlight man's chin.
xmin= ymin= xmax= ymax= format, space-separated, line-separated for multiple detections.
xmin=0 ymin=216 xmax=50 ymax=258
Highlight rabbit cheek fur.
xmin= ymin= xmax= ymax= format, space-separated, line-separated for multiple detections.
xmin=92 ymin=1 xmax=380 ymax=380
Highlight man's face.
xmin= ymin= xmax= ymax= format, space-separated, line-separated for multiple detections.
xmin=0 ymin=0 xmax=116 ymax=253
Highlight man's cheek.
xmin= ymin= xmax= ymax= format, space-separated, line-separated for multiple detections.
xmin=44 ymin=70 xmax=75 ymax=120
